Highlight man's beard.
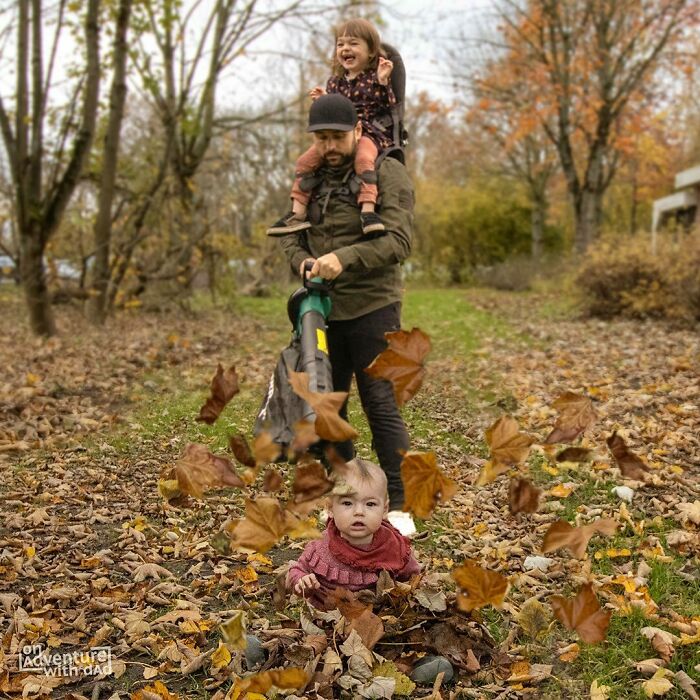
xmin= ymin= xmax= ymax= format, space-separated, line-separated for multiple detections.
xmin=323 ymin=137 xmax=357 ymax=167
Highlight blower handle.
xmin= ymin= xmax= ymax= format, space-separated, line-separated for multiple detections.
xmin=303 ymin=260 xmax=333 ymax=293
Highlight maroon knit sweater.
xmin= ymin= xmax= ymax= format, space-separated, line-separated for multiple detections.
xmin=286 ymin=520 xmax=421 ymax=607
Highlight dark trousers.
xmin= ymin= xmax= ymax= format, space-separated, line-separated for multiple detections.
xmin=326 ymin=302 xmax=410 ymax=510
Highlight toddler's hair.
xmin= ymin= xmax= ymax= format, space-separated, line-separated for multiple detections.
xmin=331 ymin=458 xmax=388 ymax=501
xmin=331 ymin=18 xmax=384 ymax=76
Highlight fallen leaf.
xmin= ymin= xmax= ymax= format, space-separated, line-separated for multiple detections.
xmin=606 ymin=431 xmax=649 ymax=479
xmin=400 ymin=451 xmax=459 ymax=519
xmin=674 ymin=670 xmax=700 ymax=700
xmin=542 ymin=518 xmax=618 ymax=559
xmin=550 ymin=583 xmax=611 ymax=644
xmin=174 ymin=443 xmax=244 ymax=498
xmin=196 ymin=363 xmax=239 ymax=424
xmin=211 ymin=642 xmax=231 ymax=670
xmin=452 ymin=561 xmax=509 ymax=611
xmin=636 ymin=659 xmax=666 ymax=676
xmin=641 ymin=627 xmax=680 ymax=662
xmin=475 ymin=459 xmax=511 ymax=486
xmin=509 ymin=477 xmax=541 ymax=514
xmin=549 ymin=482 xmax=575 ymax=498
xmin=545 ymin=392 xmax=597 ymax=443
xmin=288 ymin=371 xmax=358 ymax=441
xmin=236 ymin=668 xmax=308 ymax=694
xmin=677 ymin=501 xmax=700 ymax=526
xmin=364 ymin=327 xmax=432 ymax=406
xmin=642 ymin=669 xmax=674 ymax=697
xmin=590 ymin=679 xmax=611 ymax=699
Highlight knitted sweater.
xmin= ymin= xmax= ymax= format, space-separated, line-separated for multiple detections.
xmin=287 ymin=521 xmax=421 ymax=604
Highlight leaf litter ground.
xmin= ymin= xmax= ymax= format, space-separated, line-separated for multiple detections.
xmin=0 ymin=288 xmax=698 ymax=700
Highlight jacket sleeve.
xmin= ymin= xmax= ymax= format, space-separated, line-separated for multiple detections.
xmin=396 ymin=552 xmax=421 ymax=581
xmin=278 ymin=233 xmax=312 ymax=278
xmin=285 ymin=542 xmax=317 ymax=590
xmin=333 ymin=159 xmax=413 ymax=271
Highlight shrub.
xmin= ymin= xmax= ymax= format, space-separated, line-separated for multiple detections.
xmin=576 ymin=234 xmax=700 ymax=320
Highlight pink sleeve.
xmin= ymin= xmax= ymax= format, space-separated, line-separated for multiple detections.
xmin=396 ymin=552 xmax=421 ymax=581
xmin=285 ymin=541 xmax=318 ymax=589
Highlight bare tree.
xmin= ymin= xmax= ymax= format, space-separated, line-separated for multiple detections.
xmin=0 ymin=0 xmax=100 ymax=335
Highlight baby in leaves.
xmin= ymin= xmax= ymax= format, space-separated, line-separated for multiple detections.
xmin=286 ymin=458 xmax=421 ymax=608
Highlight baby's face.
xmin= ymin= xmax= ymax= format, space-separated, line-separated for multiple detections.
xmin=331 ymin=476 xmax=387 ymax=546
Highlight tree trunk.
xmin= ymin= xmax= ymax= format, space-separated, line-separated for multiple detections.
xmin=87 ymin=0 xmax=132 ymax=325
xmin=574 ymin=189 xmax=603 ymax=253
xmin=20 ymin=225 xmax=55 ymax=336
xmin=531 ymin=193 xmax=546 ymax=260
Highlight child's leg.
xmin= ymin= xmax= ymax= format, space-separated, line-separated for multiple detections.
xmin=291 ymin=146 xmax=323 ymax=214
xmin=355 ymin=137 xmax=385 ymax=234
xmin=267 ymin=146 xmax=322 ymax=236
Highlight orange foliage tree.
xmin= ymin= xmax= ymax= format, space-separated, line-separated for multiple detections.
xmin=478 ymin=0 xmax=698 ymax=252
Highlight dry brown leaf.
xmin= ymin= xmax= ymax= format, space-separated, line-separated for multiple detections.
xmin=236 ymin=667 xmax=308 ymax=694
xmin=452 ymin=562 xmax=509 ymax=611
xmin=486 ymin=415 xmax=533 ymax=466
xmin=289 ymin=419 xmax=320 ymax=459
xmin=174 ymin=443 xmax=244 ymax=498
xmin=333 ymin=589 xmax=385 ymax=650
xmin=544 ymin=392 xmax=597 ymax=444
xmin=475 ymin=459 xmax=511 ymax=486
xmin=229 ymin=433 xmax=256 ymax=467
xmin=229 ymin=497 xmax=298 ymax=553
xmin=509 ymin=477 xmax=541 ymax=514
xmin=263 ymin=468 xmax=283 ymax=492
xmin=288 ymin=371 xmax=358 ymax=441
xmin=556 ymin=447 xmax=595 ymax=463
xmin=400 ymin=451 xmax=459 ymax=519
xmin=606 ymin=431 xmax=649 ymax=480
xmin=252 ymin=431 xmax=282 ymax=466
xmin=196 ymin=364 xmax=239 ymax=424
xmin=364 ymin=327 xmax=432 ymax=406
xmin=291 ymin=459 xmax=334 ymax=505
xmin=641 ymin=627 xmax=680 ymax=662
xmin=550 ymin=583 xmax=611 ymax=644
xmin=542 ymin=518 xmax=618 ymax=559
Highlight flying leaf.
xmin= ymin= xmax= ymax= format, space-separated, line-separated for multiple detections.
xmin=364 ymin=328 xmax=432 ymax=406
xmin=252 ymin=431 xmax=282 ymax=466
xmin=288 ymin=371 xmax=358 ymax=441
xmin=236 ymin=668 xmax=308 ymax=694
xmin=606 ymin=431 xmax=649 ymax=479
xmin=291 ymin=460 xmax=334 ymax=505
xmin=452 ymin=562 xmax=509 ymax=611
xmin=400 ymin=451 xmax=459 ymax=519
xmin=544 ymin=392 xmax=597 ymax=444
xmin=476 ymin=459 xmax=511 ymax=486
xmin=289 ymin=419 xmax=320 ymax=459
xmin=542 ymin=518 xmax=618 ymax=559
xmin=229 ymin=498 xmax=297 ymax=553
xmin=486 ymin=415 xmax=533 ymax=466
xmin=517 ymin=597 xmax=552 ymax=640
xmin=556 ymin=447 xmax=594 ymax=463
xmin=174 ymin=443 xmax=244 ymax=498
xmin=263 ymin=468 xmax=283 ymax=492
xmin=642 ymin=669 xmax=674 ymax=697
xmin=509 ymin=477 xmax=541 ymax=514
xmin=229 ymin=434 xmax=256 ymax=467
xmin=196 ymin=364 xmax=239 ymax=424
xmin=550 ymin=583 xmax=611 ymax=644
xmin=220 ymin=611 xmax=247 ymax=650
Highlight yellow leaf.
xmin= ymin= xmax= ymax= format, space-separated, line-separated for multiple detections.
xmin=124 ymin=299 xmax=142 ymax=309
xmin=549 ymin=483 xmax=575 ymax=498
xmin=594 ymin=548 xmax=632 ymax=560
xmin=590 ymin=679 xmax=611 ymax=699
xmin=642 ymin=669 xmax=674 ymax=697
xmin=234 ymin=566 xmax=258 ymax=584
xmin=220 ymin=611 xmax=247 ymax=650
xmin=543 ymin=465 xmax=560 ymax=476
xmin=558 ymin=642 xmax=580 ymax=662
xmin=25 ymin=545 xmax=36 ymax=557
xmin=211 ymin=642 xmax=232 ymax=670
xmin=246 ymin=553 xmax=273 ymax=567
xmin=25 ymin=372 xmax=41 ymax=386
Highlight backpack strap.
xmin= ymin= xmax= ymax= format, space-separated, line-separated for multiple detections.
xmin=306 ymin=166 xmax=364 ymax=224
xmin=380 ymin=42 xmax=408 ymax=161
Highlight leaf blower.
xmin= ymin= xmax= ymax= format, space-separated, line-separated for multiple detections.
xmin=254 ymin=261 xmax=333 ymax=453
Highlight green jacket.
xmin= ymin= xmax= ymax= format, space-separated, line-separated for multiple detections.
xmin=278 ymin=157 xmax=414 ymax=321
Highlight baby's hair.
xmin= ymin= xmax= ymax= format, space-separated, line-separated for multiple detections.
xmin=331 ymin=458 xmax=388 ymax=501
xmin=331 ymin=18 xmax=385 ymax=77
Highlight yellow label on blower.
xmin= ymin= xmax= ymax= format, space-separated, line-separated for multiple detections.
xmin=316 ymin=328 xmax=328 ymax=354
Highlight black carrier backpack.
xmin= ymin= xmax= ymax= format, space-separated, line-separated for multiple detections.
xmin=378 ymin=42 xmax=408 ymax=164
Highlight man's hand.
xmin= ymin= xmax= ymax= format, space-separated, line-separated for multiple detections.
xmin=294 ymin=573 xmax=320 ymax=595
xmin=309 ymin=86 xmax=326 ymax=100
xmin=311 ymin=253 xmax=343 ymax=280
xmin=377 ymin=57 xmax=394 ymax=85
xmin=299 ymin=257 xmax=316 ymax=278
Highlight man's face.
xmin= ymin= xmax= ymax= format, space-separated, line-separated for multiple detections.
xmin=312 ymin=122 xmax=362 ymax=167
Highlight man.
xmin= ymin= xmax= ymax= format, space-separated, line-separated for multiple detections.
xmin=275 ymin=93 xmax=416 ymax=536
